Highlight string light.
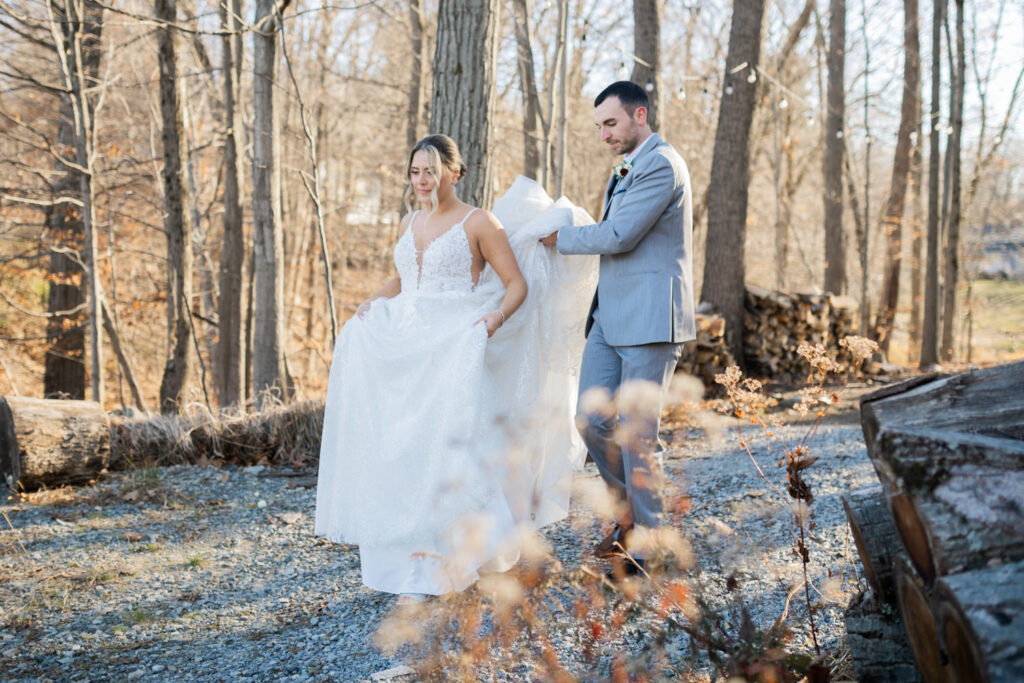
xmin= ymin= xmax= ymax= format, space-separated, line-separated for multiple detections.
xmin=779 ymin=98 xmax=788 ymax=109
xmin=724 ymin=83 xmax=734 ymax=95
xmin=747 ymin=70 xmax=757 ymax=84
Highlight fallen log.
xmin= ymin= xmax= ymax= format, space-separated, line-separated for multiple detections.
xmin=872 ymin=428 xmax=1024 ymax=584
xmin=937 ymin=560 xmax=1024 ymax=683
xmin=0 ymin=396 xmax=110 ymax=491
xmin=896 ymin=555 xmax=953 ymax=683
xmin=842 ymin=484 xmax=901 ymax=605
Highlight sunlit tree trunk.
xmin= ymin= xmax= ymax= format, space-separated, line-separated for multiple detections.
xmin=406 ymin=0 xmax=427 ymax=152
xmin=510 ymin=0 xmax=541 ymax=180
xmin=155 ymin=0 xmax=195 ymax=414
xmin=252 ymin=0 xmax=291 ymax=406
xmin=216 ymin=0 xmax=245 ymax=408
xmin=920 ymin=0 xmax=945 ymax=368
xmin=701 ymin=0 xmax=765 ymax=366
xmin=47 ymin=0 xmax=105 ymax=404
xmin=43 ymin=0 xmax=102 ymax=400
xmin=872 ymin=0 xmax=920 ymax=356
xmin=630 ymin=0 xmax=661 ymax=131
xmin=430 ymin=0 xmax=500 ymax=208
xmin=940 ymin=0 xmax=964 ymax=362
xmin=823 ymin=0 xmax=846 ymax=295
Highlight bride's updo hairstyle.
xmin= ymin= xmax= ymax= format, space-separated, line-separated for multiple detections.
xmin=404 ymin=134 xmax=468 ymax=213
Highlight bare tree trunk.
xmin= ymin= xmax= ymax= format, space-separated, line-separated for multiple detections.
xmin=251 ymin=0 xmax=290 ymax=407
xmin=920 ymin=0 xmax=945 ymax=368
xmin=940 ymin=0 xmax=964 ymax=362
xmin=630 ymin=0 xmax=661 ymax=131
xmin=872 ymin=0 xmax=920 ymax=355
xmin=510 ymin=0 xmax=542 ymax=180
xmin=553 ymin=0 xmax=568 ymax=197
xmin=844 ymin=145 xmax=868 ymax=332
xmin=823 ymin=0 xmax=846 ymax=295
xmin=43 ymin=3 xmax=101 ymax=400
xmin=100 ymin=298 xmax=147 ymax=412
xmin=406 ymin=0 xmax=427 ymax=152
xmin=215 ymin=0 xmax=245 ymax=409
xmin=47 ymin=0 xmax=105 ymax=405
xmin=155 ymin=0 xmax=195 ymax=414
xmin=701 ymin=0 xmax=765 ymax=366
xmin=909 ymin=119 xmax=925 ymax=355
xmin=429 ymin=0 xmax=501 ymax=208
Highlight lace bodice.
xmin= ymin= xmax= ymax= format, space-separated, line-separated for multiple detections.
xmin=394 ymin=210 xmax=477 ymax=295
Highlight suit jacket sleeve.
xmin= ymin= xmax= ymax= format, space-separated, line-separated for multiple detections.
xmin=556 ymin=154 xmax=677 ymax=256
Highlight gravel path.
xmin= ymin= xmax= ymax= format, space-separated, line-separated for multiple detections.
xmin=1 ymin=408 xmax=878 ymax=681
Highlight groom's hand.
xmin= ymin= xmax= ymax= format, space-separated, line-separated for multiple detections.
xmin=539 ymin=230 xmax=558 ymax=247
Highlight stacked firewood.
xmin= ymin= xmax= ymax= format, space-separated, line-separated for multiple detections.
xmin=743 ymin=285 xmax=863 ymax=381
xmin=844 ymin=361 xmax=1024 ymax=681
xmin=676 ymin=310 xmax=735 ymax=390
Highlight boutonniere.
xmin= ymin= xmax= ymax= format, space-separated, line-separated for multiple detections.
xmin=612 ymin=159 xmax=633 ymax=179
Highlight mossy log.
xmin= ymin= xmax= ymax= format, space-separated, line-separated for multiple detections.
xmin=0 ymin=396 xmax=110 ymax=491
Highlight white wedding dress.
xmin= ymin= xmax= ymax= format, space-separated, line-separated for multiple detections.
xmin=314 ymin=177 xmax=597 ymax=595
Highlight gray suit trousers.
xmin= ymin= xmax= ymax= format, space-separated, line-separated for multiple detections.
xmin=577 ymin=313 xmax=683 ymax=531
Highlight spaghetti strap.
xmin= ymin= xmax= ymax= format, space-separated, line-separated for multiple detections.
xmin=460 ymin=207 xmax=479 ymax=224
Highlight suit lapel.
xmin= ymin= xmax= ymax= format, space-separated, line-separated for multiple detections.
xmin=601 ymin=174 xmax=618 ymax=219
xmin=601 ymin=134 xmax=663 ymax=220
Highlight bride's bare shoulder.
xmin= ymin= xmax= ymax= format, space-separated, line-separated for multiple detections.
xmin=464 ymin=207 xmax=505 ymax=236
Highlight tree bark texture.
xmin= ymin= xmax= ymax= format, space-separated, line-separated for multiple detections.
xmin=937 ymin=560 xmax=1024 ymax=683
xmin=874 ymin=428 xmax=1024 ymax=585
xmin=429 ymin=0 xmax=501 ymax=209
xmin=630 ymin=0 xmax=661 ymax=132
xmin=700 ymin=0 xmax=765 ymax=366
xmin=43 ymin=0 xmax=103 ymax=400
xmin=823 ymin=0 xmax=846 ymax=295
xmin=909 ymin=124 xmax=925 ymax=354
xmin=44 ymin=106 xmax=87 ymax=400
xmin=0 ymin=396 xmax=110 ymax=492
xmin=860 ymin=361 xmax=1024 ymax=584
xmin=405 ymin=0 xmax=427 ymax=152
xmin=940 ymin=0 xmax=965 ymax=363
xmin=872 ymin=0 xmax=920 ymax=354
xmin=844 ymin=590 xmax=920 ymax=682
xmin=215 ymin=0 xmax=246 ymax=409
xmin=155 ymin=0 xmax=195 ymax=414
xmin=252 ymin=0 xmax=291 ymax=406
xmin=860 ymin=361 xmax=1024 ymax=449
xmin=49 ymin=0 xmax=105 ymax=405
xmin=843 ymin=485 xmax=900 ymax=605
xmin=510 ymin=0 xmax=541 ymax=180
xmin=920 ymin=0 xmax=945 ymax=368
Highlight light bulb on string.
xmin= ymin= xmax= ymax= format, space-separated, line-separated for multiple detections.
xmin=746 ymin=70 xmax=757 ymax=84
xmin=724 ymin=82 xmax=734 ymax=95
xmin=835 ymin=129 xmax=844 ymax=139
xmin=779 ymin=98 xmax=788 ymax=109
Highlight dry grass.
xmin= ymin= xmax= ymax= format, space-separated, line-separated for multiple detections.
xmin=110 ymin=398 xmax=325 ymax=470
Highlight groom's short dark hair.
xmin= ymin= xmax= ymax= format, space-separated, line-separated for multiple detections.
xmin=594 ymin=81 xmax=649 ymax=115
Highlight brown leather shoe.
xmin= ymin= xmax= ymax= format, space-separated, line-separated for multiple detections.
xmin=594 ymin=524 xmax=633 ymax=559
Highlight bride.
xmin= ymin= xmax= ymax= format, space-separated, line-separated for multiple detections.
xmin=314 ymin=134 xmax=596 ymax=603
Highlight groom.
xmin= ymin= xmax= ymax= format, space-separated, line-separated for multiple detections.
xmin=541 ymin=80 xmax=695 ymax=575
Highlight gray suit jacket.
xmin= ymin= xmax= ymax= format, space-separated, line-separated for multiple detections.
xmin=557 ymin=133 xmax=695 ymax=347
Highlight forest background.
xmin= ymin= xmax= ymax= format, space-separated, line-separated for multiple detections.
xmin=0 ymin=0 xmax=1021 ymax=415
